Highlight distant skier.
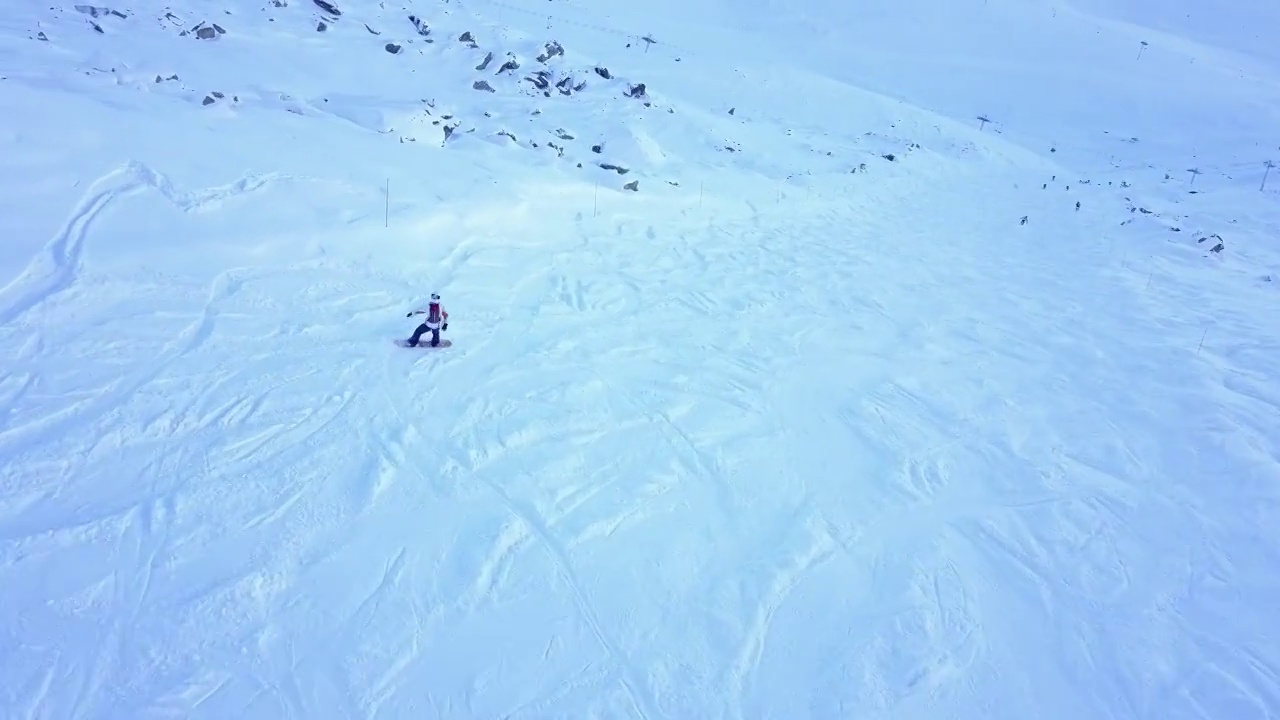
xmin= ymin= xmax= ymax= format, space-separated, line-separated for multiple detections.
xmin=405 ymin=293 xmax=449 ymax=347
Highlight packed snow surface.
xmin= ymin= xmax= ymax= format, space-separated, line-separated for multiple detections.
xmin=1 ymin=0 xmax=1278 ymax=717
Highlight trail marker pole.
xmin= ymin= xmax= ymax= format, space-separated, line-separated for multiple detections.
xmin=1263 ymin=160 xmax=1275 ymax=192
xmin=385 ymin=178 xmax=390 ymax=228
xmin=1197 ymin=328 xmax=1208 ymax=355
xmin=593 ymin=182 xmax=598 ymax=217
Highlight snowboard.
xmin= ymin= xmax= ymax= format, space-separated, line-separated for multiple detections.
xmin=396 ymin=338 xmax=452 ymax=349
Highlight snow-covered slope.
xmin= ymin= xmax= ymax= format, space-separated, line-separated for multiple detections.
xmin=1 ymin=0 xmax=1278 ymax=718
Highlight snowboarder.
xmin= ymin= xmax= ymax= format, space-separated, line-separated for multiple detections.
xmin=405 ymin=293 xmax=449 ymax=347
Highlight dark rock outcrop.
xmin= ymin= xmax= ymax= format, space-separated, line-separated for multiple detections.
xmin=537 ymin=41 xmax=564 ymax=63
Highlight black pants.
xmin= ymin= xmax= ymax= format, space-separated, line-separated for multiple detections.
xmin=408 ymin=323 xmax=440 ymax=346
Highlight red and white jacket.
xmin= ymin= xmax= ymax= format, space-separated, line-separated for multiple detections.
xmin=411 ymin=301 xmax=448 ymax=329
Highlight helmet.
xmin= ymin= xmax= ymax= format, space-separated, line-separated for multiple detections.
xmin=430 ymin=293 xmax=440 ymax=303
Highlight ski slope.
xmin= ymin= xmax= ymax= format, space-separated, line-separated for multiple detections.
xmin=1 ymin=0 xmax=1279 ymax=718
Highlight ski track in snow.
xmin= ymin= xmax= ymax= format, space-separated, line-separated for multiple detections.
xmin=2 ymin=0 xmax=1280 ymax=718
xmin=0 ymin=155 xmax=1277 ymax=720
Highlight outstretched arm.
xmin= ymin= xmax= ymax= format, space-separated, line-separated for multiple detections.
xmin=406 ymin=309 xmax=425 ymax=317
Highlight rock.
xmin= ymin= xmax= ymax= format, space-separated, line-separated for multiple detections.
xmin=37 ymin=31 xmax=49 ymax=41
xmin=195 ymin=26 xmax=217 ymax=39
xmin=74 ymin=5 xmax=111 ymax=18
xmin=475 ymin=52 xmax=494 ymax=71
xmin=497 ymin=58 xmax=519 ymax=75
xmin=313 ymin=0 xmax=340 ymax=16
xmin=316 ymin=21 xmax=327 ymax=31
xmin=626 ymin=83 xmax=646 ymax=98
xmin=1197 ymin=233 xmax=1224 ymax=253
xmin=526 ymin=70 xmax=551 ymax=90
xmin=882 ymin=153 xmax=896 ymax=161
xmin=623 ymin=180 xmax=639 ymax=192
xmin=591 ymin=144 xmax=603 ymax=154
xmin=202 ymin=95 xmax=216 ymax=105
xmin=364 ymin=23 xmax=379 ymax=35
xmin=537 ymin=41 xmax=564 ymax=63
xmin=473 ymin=80 xmax=495 ymax=92
xmin=408 ymin=15 xmax=429 ymax=37
xmin=459 ymin=31 xmax=475 ymax=43
xmin=384 ymin=42 xmax=402 ymax=54
xmin=594 ymin=66 xmax=612 ymax=79
xmin=555 ymin=129 xmax=574 ymax=140
xmin=600 ymin=163 xmax=629 ymax=175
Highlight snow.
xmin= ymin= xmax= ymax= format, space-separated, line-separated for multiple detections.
xmin=2 ymin=0 xmax=1278 ymax=717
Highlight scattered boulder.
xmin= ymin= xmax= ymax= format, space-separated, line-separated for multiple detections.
xmin=594 ymin=66 xmax=612 ymax=79
xmin=37 ymin=31 xmax=49 ymax=41
xmin=384 ymin=42 xmax=402 ymax=54
xmin=473 ymin=80 xmax=495 ymax=92
xmin=497 ymin=58 xmax=520 ymax=75
xmin=202 ymin=95 xmax=216 ymax=105
xmin=313 ymin=0 xmax=340 ymax=16
xmin=364 ymin=23 xmax=380 ymax=35
xmin=316 ymin=21 xmax=327 ymax=31
xmin=591 ymin=144 xmax=603 ymax=154
xmin=186 ymin=22 xmax=225 ymax=39
xmin=625 ymin=83 xmax=646 ymax=98
xmin=526 ymin=71 xmax=551 ymax=90
xmin=549 ymin=76 xmax=584 ymax=95
xmin=537 ymin=41 xmax=564 ymax=63
xmin=555 ymin=129 xmax=574 ymax=140
xmin=408 ymin=15 xmax=429 ymax=37
xmin=600 ymin=163 xmax=629 ymax=175
xmin=459 ymin=31 xmax=477 ymax=47
xmin=75 ymin=5 xmax=125 ymax=18
xmin=475 ymin=52 xmax=494 ymax=71
xmin=1197 ymin=233 xmax=1224 ymax=253
xmin=623 ymin=180 xmax=639 ymax=192
xmin=882 ymin=153 xmax=896 ymax=161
